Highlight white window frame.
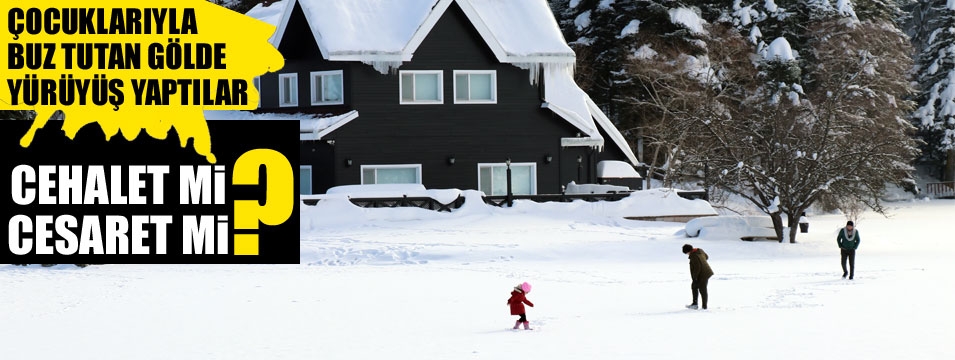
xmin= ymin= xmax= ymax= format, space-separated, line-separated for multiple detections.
xmin=360 ymin=164 xmax=423 ymax=185
xmin=300 ymin=165 xmax=312 ymax=195
xmin=253 ymin=76 xmax=261 ymax=108
xmin=310 ymin=70 xmax=345 ymax=106
xmin=477 ymin=162 xmax=538 ymax=195
xmin=399 ymin=70 xmax=444 ymax=105
xmin=278 ymin=73 xmax=298 ymax=107
xmin=453 ymin=70 xmax=497 ymax=104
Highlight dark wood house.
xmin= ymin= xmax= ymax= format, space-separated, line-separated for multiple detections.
xmin=248 ymin=0 xmax=640 ymax=196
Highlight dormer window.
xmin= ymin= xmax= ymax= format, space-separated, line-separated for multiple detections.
xmin=400 ymin=70 xmax=443 ymax=104
xmin=278 ymin=73 xmax=298 ymax=107
xmin=310 ymin=70 xmax=344 ymax=105
xmin=454 ymin=70 xmax=496 ymax=104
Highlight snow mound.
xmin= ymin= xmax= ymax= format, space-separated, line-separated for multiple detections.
xmin=565 ymin=182 xmax=630 ymax=195
xmin=300 ymin=188 xmax=715 ymax=232
xmin=510 ymin=188 xmax=716 ymax=219
xmin=326 ymin=184 xmax=464 ymax=205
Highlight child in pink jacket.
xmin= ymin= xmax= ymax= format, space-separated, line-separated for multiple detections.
xmin=507 ymin=282 xmax=534 ymax=330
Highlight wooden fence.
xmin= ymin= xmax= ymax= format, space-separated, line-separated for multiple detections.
xmin=925 ymin=182 xmax=955 ymax=199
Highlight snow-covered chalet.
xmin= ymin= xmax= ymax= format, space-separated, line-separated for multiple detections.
xmin=247 ymin=0 xmax=640 ymax=195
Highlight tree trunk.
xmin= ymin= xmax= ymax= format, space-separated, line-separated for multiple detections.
xmin=787 ymin=213 xmax=799 ymax=243
xmin=771 ymin=212 xmax=784 ymax=243
xmin=947 ymin=149 xmax=955 ymax=182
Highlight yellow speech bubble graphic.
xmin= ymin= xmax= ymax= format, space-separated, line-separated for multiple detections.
xmin=0 ymin=1 xmax=285 ymax=163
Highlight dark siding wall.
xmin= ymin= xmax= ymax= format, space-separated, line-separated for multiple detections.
xmin=261 ymin=2 xmax=352 ymax=113
xmin=328 ymin=2 xmax=582 ymax=194
xmin=558 ymin=146 xmax=591 ymax=187
xmin=264 ymin=2 xmax=635 ymax=194
xmin=301 ymin=140 xmax=335 ymax=194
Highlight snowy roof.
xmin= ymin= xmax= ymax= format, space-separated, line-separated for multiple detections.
xmin=246 ymin=1 xmax=290 ymax=43
xmin=246 ymin=0 xmax=636 ymax=166
xmin=462 ymin=0 xmax=575 ymax=60
xmin=255 ymin=0 xmax=575 ymax=70
xmin=543 ymin=65 xmax=602 ymax=140
xmin=597 ymin=160 xmax=641 ymax=178
xmin=541 ymin=66 xmax=639 ymax=166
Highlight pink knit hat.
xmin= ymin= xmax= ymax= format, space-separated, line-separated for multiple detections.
xmin=520 ymin=282 xmax=532 ymax=293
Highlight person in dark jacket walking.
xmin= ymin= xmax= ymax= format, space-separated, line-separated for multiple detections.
xmin=837 ymin=221 xmax=861 ymax=280
xmin=683 ymin=244 xmax=714 ymax=310
xmin=507 ymin=282 xmax=534 ymax=330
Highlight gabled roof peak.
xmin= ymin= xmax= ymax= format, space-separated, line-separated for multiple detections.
xmin=251 ymin=0 xmax=575 ymax=74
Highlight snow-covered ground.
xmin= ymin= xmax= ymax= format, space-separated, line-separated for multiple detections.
xmin=2 ymin=193 xmax=953 ymax=359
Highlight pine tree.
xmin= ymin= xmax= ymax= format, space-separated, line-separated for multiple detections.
xmin=549 ymin=0 xmax=713 ymax=164
xmin=552 ymin=0 xmax=632 ymax=123
xmin=913 ymin=1 xmax=955 ymax=181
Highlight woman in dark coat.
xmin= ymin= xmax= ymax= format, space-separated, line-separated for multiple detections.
xmin=683 ymin=244 xmax=714 ymax=310
xmin=507 ymin=282 xmax=534 ymax=330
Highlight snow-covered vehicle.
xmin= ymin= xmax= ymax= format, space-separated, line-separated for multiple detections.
xmin=685 ymin=216 xmax=780 ymax=241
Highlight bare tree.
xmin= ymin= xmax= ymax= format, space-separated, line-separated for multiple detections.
xmin=623 ymin=24 xmax=754 ymax=188
xmin=625 ymin=19 xmax=918 ymax=243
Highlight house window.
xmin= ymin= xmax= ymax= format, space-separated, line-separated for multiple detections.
xmin=300 ymin=166 xmax=312 ymax=195
xmin=310 ymin=70 xmax=344 ymax=105
xmin=454 ymin=70 xmax=496 ymax=104
xmin=253 ymin=76 xmax=260 ymax=108
xmin=361 ymin=165 xmax=422 ymax=184
xmin=279 ymin=73 xmax=298 ymax=107
xmin=478 ymin=163 xmax=536 ymax=195
xmin=400 ymin=71 xmax=443 ymax=104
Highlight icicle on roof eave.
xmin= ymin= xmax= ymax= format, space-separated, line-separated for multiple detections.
xmin=299 ymin=110 xmax=360 ymax=141
xmin=514 ymin=59 xmax=576 ymax=86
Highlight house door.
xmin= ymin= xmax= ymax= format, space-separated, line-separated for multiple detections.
xmin=560 ymin=147 xmax=592 ymax=186
xmin=301 ymin=140 xmax=336 ymax=194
